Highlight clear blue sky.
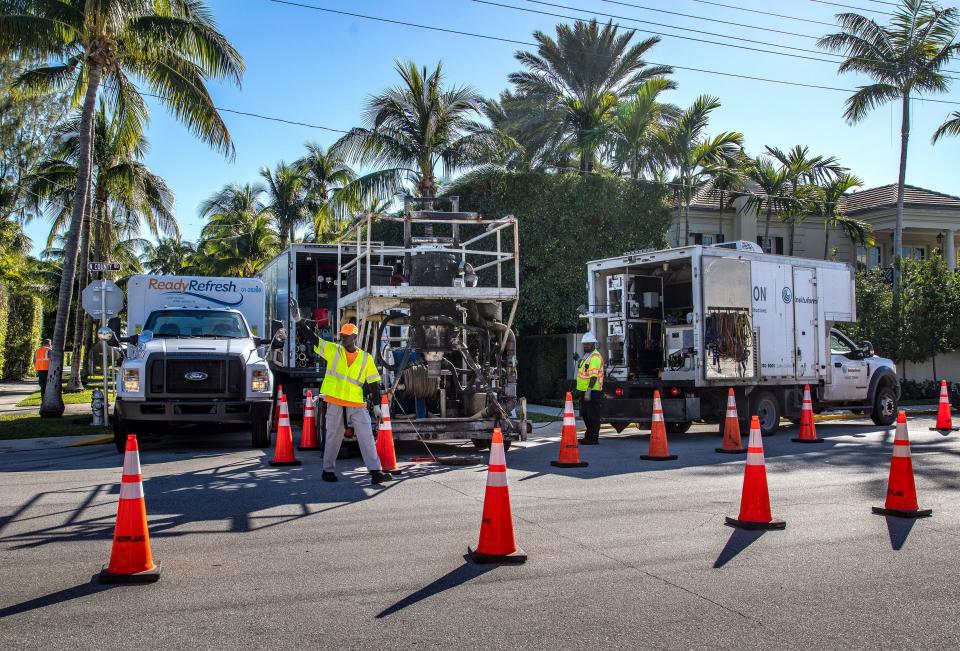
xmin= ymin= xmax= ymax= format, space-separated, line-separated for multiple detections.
xmin=23 ymin=0 xmax=960 ymax=254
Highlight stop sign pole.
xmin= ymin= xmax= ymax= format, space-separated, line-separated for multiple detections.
xmin=85 ymin=262 xmax=122 ymax=425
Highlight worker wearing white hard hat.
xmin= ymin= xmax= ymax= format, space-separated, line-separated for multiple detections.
xmin=576 ymin=331 xmax=605 ymax=444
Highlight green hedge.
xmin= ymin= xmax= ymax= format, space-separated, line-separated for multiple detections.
xmin=0 ymin=283 xmax=7 ymax=376
xmin=444 ymin=171 xmax=671 ymax=334
xmin=3 ymin=293 xmax=43 ymax=380
xmin=517 ymin=335 xmax=570 ymax=402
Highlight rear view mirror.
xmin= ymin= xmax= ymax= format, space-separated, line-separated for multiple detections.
xmin=860 ymin=340 xmax=874 ymax=357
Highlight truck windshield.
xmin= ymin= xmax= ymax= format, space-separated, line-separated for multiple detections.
xmin=144 ymin=310 xmax=250 ymax=338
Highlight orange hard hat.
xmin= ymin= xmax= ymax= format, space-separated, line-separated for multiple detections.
xmin=339 ymin=323 xmax=359 ymax=336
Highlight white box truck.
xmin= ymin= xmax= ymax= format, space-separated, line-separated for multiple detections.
xmin=586 ymin=242 xmax=899 ymax=436
xmin=110 ymin=275 xmax=281 ymax=452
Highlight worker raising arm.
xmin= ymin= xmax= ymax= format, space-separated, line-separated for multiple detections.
xmin=314 ymin=323 xmax=393 ymax=485
xmin=576 ymin=332 xmax=604 ymax=445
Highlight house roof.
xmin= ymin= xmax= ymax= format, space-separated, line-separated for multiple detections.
xmin=842 ymin=184 xmax=960 ymax=215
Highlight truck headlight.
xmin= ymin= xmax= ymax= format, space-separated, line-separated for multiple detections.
xmin=251 ymin=369 xmax=269 ymax=393
xmin=123 ymin=369 xmax=140 ymax=393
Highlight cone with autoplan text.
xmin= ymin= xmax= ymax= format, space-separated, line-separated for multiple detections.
xmin=552 ymin=391 xmax=588 ymax=467
xmin=725 ymin=416 xmax=785 ymax=530
xmin=299 ymin=390 xmax=319 ymax=450
xmin=873 ymin=411 xmax=932 ymax=518
xmin=469 ymin=428 xmax=526 ymax=564
xmin=717 ymin=388 xmax=746 ymax=453
xmin=641 ymin=390 xmax=677 ymax=461
xmin=99 ymin=434 xmax=161 ymax=583
xmin=930 ymin=380 xmax=957 ymax=432
xmin=792 ymin=384 xmax=823 ymax=443
xmin=270 ymin=395 xmax=301 ymax=466
xmin=376 ymin=394 xmax=403 ymax=473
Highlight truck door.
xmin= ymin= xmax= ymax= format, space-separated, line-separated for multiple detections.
xmin=823 ymin=330 xmax=868 ymax=401
xmin=792 ymin=267 xmax=819 ymax=381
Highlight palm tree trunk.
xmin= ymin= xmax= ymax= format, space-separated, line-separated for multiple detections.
xmin=40 ymin=65 xmax=101 ymax=417
xmin=823 ymin=220 xmax=830 ymax=260
xmin=789 ymin=220 xmax=796 ymax=257
xmin=893 ymin=93 xmax=910 ymax=292
xmin=718 ymin=189 xmax=725 ymax=239
xmin=66 ymin=212 xmax=91 ymax=392
xmin=764 ymin=203 xmax=772 ymax=239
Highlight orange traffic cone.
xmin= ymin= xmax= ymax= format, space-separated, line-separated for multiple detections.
xmin=272 ymin=385 xmax=283 ymax=432
xmin=725 ymin=416 xmax=786 ymax=530
xmin=792 ymin=384 xmax=823 ymax=443
xmin=873 ymin=411 xmax=932 ymax=518
xmin=468 ymin=428 xmax=526 ymax=564
xmin=299 ymin=390 xmax=319 ymax=450
xmin=270 ymin=395 xmax=301 ymax=466
xmin=641 ymin=390 xmax=678 ymax=461
xmin=930 ymin=380 xmax=957 ymax=432
xmin=552 ymin=391 xmax=588 ymax=468
xmin=376 ymin=395 xmax=404 ymax=473
xmin=717 ymin=388 xmax=746 ymax=454
xmin=98 ymin=434 xmax=161 ymax=583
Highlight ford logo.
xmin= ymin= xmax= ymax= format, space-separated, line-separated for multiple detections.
xmin=184 ymin=371 xmax=208 ymax=381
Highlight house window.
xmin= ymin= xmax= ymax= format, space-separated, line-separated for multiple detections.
xmin=896 ymin=246 xmax=925 ymax=260
xmin=689 ymin=233 xmax=724 ymax=246
xmin=856 ymin=246 xmax=882 ymax=268
xmin=756 ymin=236 xmax=784 ymax=255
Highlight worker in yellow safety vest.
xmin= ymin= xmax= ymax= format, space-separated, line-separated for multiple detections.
xmin=576 ymin=331 xmax=604 ymax=444
xmin=314 ymin=322 xmax=393 ymax=485
xmin=33 ymin=339 xmax=52 ymax=403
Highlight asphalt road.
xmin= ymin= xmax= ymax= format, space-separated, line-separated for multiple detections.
xmin=1 ymin=416 xmax=959 ymax=649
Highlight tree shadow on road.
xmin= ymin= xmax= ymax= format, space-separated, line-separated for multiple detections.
xmin=375 ymin=556 xmax=496 ymax=618
xmin=0 ymin=576 xmax=115 ymax=619
xmin=713 ymin=529 xmax=766 ymax=568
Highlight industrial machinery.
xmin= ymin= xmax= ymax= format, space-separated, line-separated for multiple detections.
xmin=337 ymin=197 xmax=527 ymax=449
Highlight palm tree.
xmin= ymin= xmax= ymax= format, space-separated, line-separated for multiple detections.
xmin=260 ymin=162 xmax=307 ymax=248
xmin=818 ymin=0 xmax=959 ymax=289
xmin=742 ymin=156 xmax=792 ymax=246
xmin=198 ymin=183 xmax=278 ymax=276
xmin=810 ymin=174 xmax=872 ymax=260
xmin=609 ymin=77 xmax=677 ymax=180
xmin=479 ymin=90 xmax=567 ymax=172
xmin=703 ymin=153 xmax=746 ymax=241
xmin=933 ymin=111 xmax=960 ymax=142
xmin=141 ymin=237 xmax=196 ymax=275
xmin=1 ymin=0 xmax=243 ymax=416
xmin=335 ymin=60 xmax=494 ymax=198
xmin=765 ymin=145 xmax=844 ymax=255
xmin=509 ymin=20 xmax=672 ymax=173
xmin=296 ymin=143 xmax=361 ymax=240
xmin=663 ymin=95 xmax=743 ymax=245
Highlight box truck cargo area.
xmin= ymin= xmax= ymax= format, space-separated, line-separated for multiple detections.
xmin=587 ymin=245 xmax=898 ymax=436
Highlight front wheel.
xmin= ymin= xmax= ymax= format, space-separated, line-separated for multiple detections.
xmin=251 ymin=419 xmax=270 ymax=448
xmin=751 ymin=391 xmax=781 ymax=436
xmin=113 ymin=415 xmax=135 ymax=453
xmin=666 ymin=421 xmax=692 ymax=435
xmin=871 ymin=385 xmax=898 ymax=426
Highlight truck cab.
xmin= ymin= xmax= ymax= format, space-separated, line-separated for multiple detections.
xmin=112 ymin=276 xmax=276 ymax=452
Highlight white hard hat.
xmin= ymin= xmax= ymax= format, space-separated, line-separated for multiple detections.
xmin=581 ymin=331 xmax=598 ymax=344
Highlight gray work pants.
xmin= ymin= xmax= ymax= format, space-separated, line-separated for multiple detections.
xmin=323 ymin=402 xmax=382 ymax=473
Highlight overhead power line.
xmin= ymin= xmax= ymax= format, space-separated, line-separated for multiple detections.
xmin=683 ymin=0 xmax=837 ymax=27
xmin=264 ymin=0 xmax=960 ymax=107
xmin=807 ymin=0 xmax=894 ymax=16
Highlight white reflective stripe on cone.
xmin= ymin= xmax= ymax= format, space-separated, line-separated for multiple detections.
xmin=563 ymin=416 xmax=576 ymax=426
xmin=894 ymin=422 xmax=908 ymax=442
xmin=746 ymin=451 xmax=765 ymax=465
xmin=487 ymin=472 xmax=508 ymax=488
xmin=122 ymin=452 xmax=141 ymax=476
xmin=280 ymin=402 xmax=289 ymax=417
xmin=747 ymin=428 xmax=762 ymax=448
xmin=892 ymin=444 xmax=912 ymax=458
xmin=119 ymin=481 xmax=145 ymax=500
xmin=652 ymin=412 xmax=663 ymax=421
xmin=278 ymin=417 xmax=290 ymax=427
xmin=489 ymin=443 xmax=506 ymax=467
xmin=726 ymin=408 xmax=737 ymax=416
xmin=727 ymin=395 xmax=736 ymax=407
xmin=382 ymin=402 xmax=391 ymax=419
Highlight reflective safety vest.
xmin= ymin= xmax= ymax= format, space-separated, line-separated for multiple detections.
xmin=576 ymin=350 xmax=604 ymax=391
xmin=34 ymin=346 xmax=50 ymax=372
xmin=314 ymin=339 xmax=381 ymax=407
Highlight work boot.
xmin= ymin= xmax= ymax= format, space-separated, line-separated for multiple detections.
xmin=579 ymin=438 xmax=599 ymax=445
xmin=321 ymin=471 xmax=338 ymax=482
xmin=370 ymin=470 xmax=393 ymax=484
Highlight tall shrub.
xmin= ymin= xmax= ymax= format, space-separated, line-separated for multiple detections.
xmin=3 ymin=293 xmax=43 ymax=380
xmin=0 ymin=283 xmax=8 ymax=375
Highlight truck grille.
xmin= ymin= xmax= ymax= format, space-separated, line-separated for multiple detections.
xmin=146 ymin=355 xmax=243 ymax=398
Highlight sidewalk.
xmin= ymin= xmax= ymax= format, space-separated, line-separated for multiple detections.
xmin=0 ymin=380 xmax=93 ymax=416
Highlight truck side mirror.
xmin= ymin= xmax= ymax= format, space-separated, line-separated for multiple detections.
xmin=860 ymin=341 xmax=874 ymax=357
xmin=270 ymin=319 xmax=283 ymax=338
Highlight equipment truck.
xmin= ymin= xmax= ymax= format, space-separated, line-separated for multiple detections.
xmin=585 ymin=241 xmax=899 ymax=436
xmin=110 ymin=275 xmax=281 ymax=452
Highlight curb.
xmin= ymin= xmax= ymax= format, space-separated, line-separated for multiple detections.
xmin=69 ymin=434 xmax=113 ymax=447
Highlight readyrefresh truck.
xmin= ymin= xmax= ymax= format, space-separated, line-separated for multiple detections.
xmin=585 ymin=242 xmax=900 ymax=436
xmin=111 ymin=275 xmax=281 ymax=452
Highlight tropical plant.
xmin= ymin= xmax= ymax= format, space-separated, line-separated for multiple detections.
xmin=703 ymin=152 xmax=746 ymax=241
xmin=198 ymin=183 xmax=277 ymax=276
xmin=509 ymin=20 xmax=672 ymax=173
xmin=141 ymin=237 xmax=196 ymax=275
xmin=932 ymin=110 xmax=960 ymax=142
xmin=335 ymin=60 xmax=494 ymax=198
xmin=260 ymin=162 xmax=307 ymax=248
xmin=609 ymin=77 xmax=677 ymax=180
xmin=663 ymin=95 xmax=743 ymax=245
xmin=808 ymin=173 xmax=872 ymax=259
xmin=741 ymin=156 xmax=791 ymax=243
xmin=818 ymin=0 xmax=959 ymax=289
xmin=296 ymin=142 xmax=362 ymax=240
xmin=0 ymin=0 xmax=243 ymax=416
xmin=479 ymin=90 xmax=569 ymax=172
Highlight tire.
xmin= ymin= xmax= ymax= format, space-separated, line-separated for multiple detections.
xmin=611 ymin=422 xmax=629 ymax=434
xmin=251 ymin=419 xmax=270 ymax=448
xmin=751 ymin=391 xmax=781 ymax=436
xmin=666 ymin=421 xmax=692 ymax=435
xmin=113 ymin=416 xmax=134 ymax=454
xmin=849 ymin=408 xmax=864 ymax=416
xmin=870 ymin=385 xmax=898 ymax=426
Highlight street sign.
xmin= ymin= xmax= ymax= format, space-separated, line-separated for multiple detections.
xmin=81 ymin=279 xmax=125 ymax=317
xmin=88 ymin=261 xmax=121 ymax=272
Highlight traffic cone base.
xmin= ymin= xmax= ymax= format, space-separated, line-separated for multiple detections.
xmin=791 ymin=436 xmax=824 ymax=443
xmin=724 ymin=516 xmax=786 ymax=530
xmin=468 ymin=545 xmax=528 ymax=564
xmin=551 ymin=459 xmax=589 ymax=468
xmin=99 ymin=564 xmax=161 ymax=584
xmin=929 ymin=427 xmax=958 ymax=431
xmin=641 ymin=453 xmax=678 ymax=461
xmin=871 ymin=505 xmax=932 ymax=519
xmin=551 ymin=392 xmax=588 ymax=468
xmin=715 ymin=446 xmax=746 ymax=454
xmin=269 ymin=459 xmax=302 ymax=467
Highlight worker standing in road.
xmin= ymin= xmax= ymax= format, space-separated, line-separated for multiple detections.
xmin=314 ymin=323 xmax=393 ymax=485
xmin=33 ymin=339 xmax=51 ymax=404
xmin=576 ymin=332 xmax=604 ymax=444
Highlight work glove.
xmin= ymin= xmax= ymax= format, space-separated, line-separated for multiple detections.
xmin=584 ymin=389 xmax=592 ymax=402
xmin=372 ymin=405 xmax=382 ymax=419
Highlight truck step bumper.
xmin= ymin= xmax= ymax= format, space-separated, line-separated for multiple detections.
xmin=116 ymin=399 xmax=272 ymax=424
